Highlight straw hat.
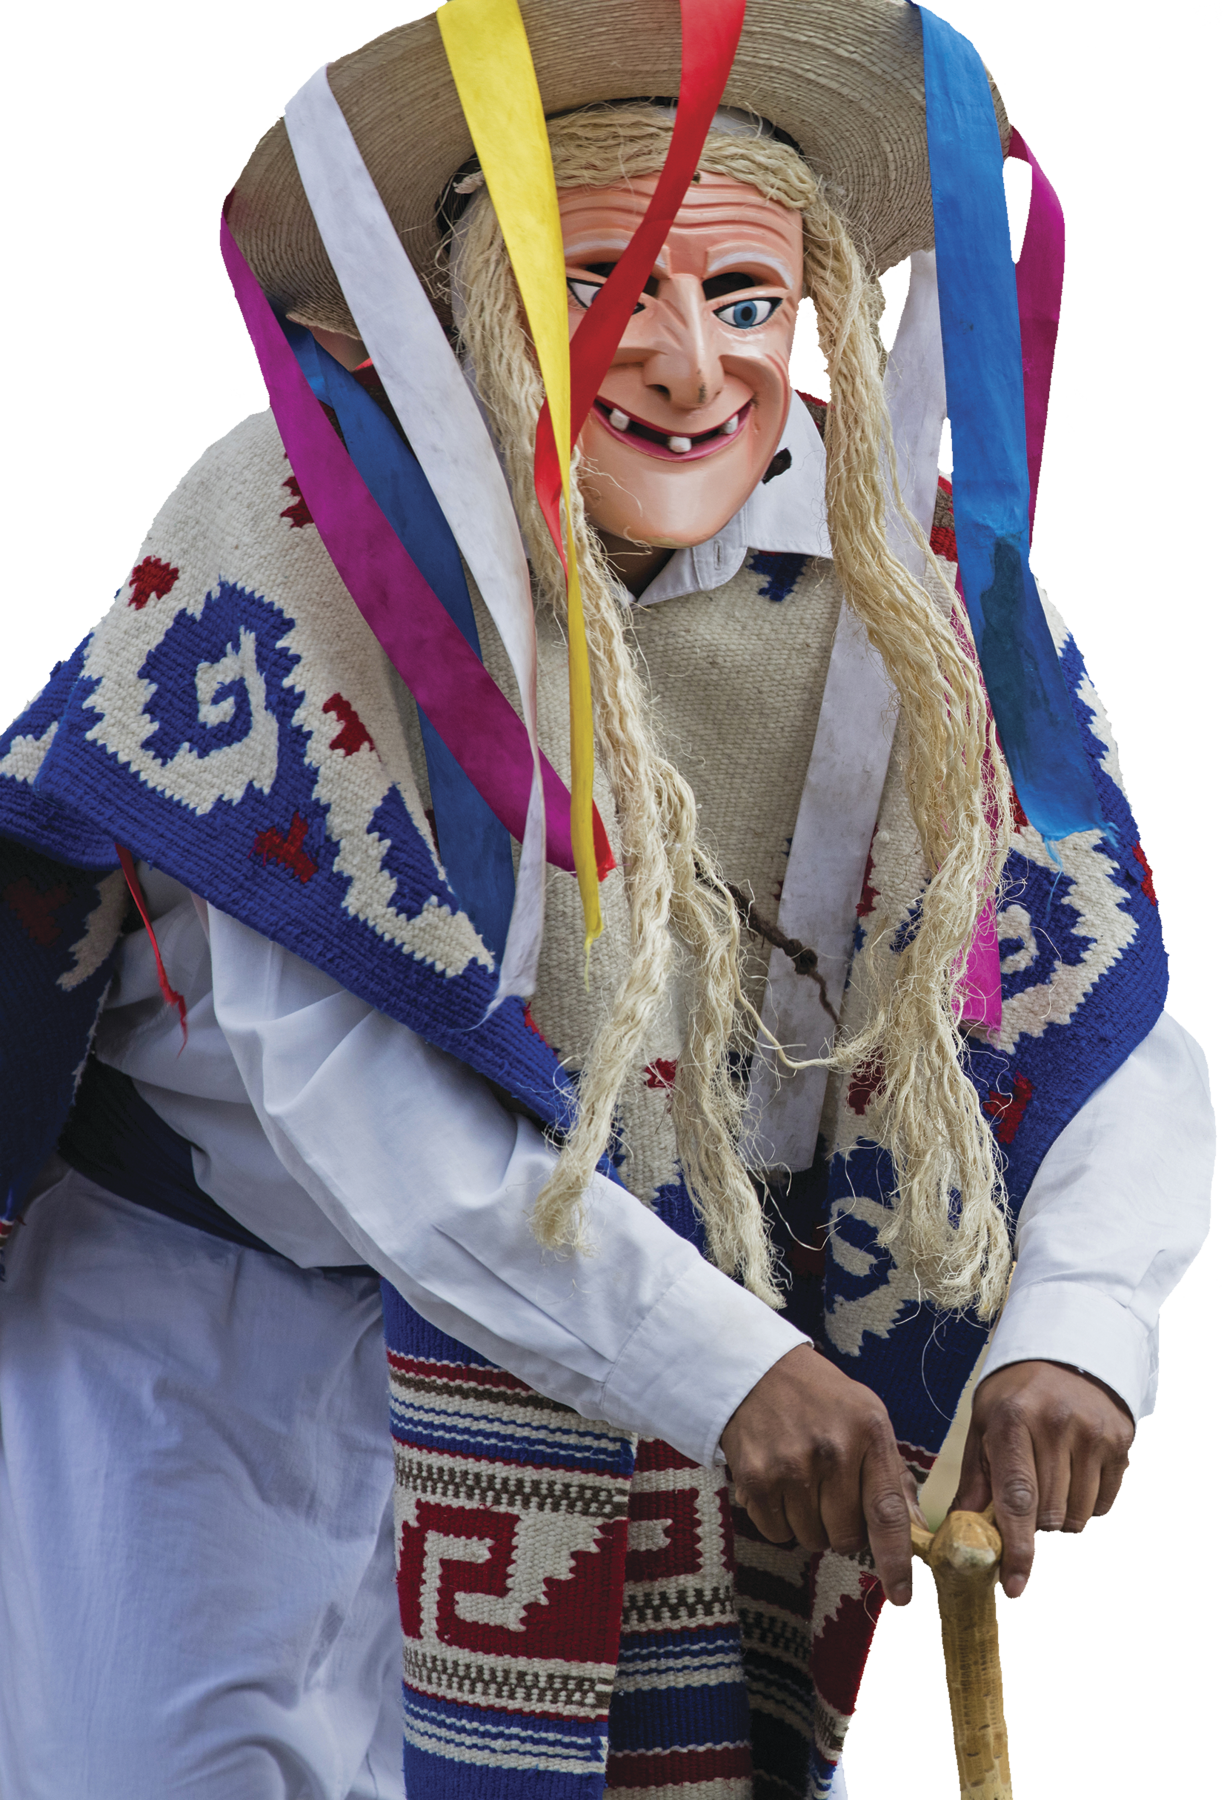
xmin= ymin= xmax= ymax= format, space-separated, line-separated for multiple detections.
xmin=229 ymin=0 xmax=1009 ymax=335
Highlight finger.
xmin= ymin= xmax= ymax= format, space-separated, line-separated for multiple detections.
xmin=860 ymin=1437 xmax=914 ymax=1607
xmin=985 ymin=1411 xmax=1039 ymax=1598
xmin=1063 ymin=1445 xmax=1103 ymax=1534
xmin=1032 ymin=1432 xmax=1073 ymax=1533
xmin=1093 ymin=1446 xmax=1130 ymax=1517
xmin=816 ymin=1458 xmax=869 ymax=1557
xmin=951 ymin=1422 xmax=991 ymax=1515
xmin=740 ymin=1488 xmax=795 ymax=1545
xmin=782 ymin=1481 xmax=830 ymax=1554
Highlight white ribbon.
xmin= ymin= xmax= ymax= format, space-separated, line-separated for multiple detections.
xmin=283 ymin=67 xmax=546 ymax=1005
xmin=746 ymin=251 xmax=947 ymax=1171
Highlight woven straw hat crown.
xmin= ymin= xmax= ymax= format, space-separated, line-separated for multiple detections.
xmin=229 ymin=0 xmax=1009 ymax=335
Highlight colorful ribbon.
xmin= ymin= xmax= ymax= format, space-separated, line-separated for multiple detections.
xmin=915 ymin=4 xmax=1104 ymax=847
xmin=287 ymin=327 xmax=517 ymax=959
xmin=220 ymin=212 xmax=609 ymax=880
xmin=438 ymin=0 xmax=601 ymax=953
xmin=438 ymin=0 xmax=746 ymax=954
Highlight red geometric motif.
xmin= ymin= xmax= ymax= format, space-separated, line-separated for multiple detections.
xmin=625 ymin=1487 xmax=701 ymax=1585
xmin=633 ymin=1438 xmax=697 ymax=1473
xmin=1133 ymin=842 xmax=1158 ymax=906
xmin=280 ymin=474 xmax=313 ymax=530
xmin=396 ymin=1503 xmax=626 ymax=1665
xmin=809 ymin=1569 xmax=886 ymax=1718
xmin=322 ymin=693 xmax=374 ymax=757
xmin=3 ymin=877 xmax=71 ymax=945
xmin=644 ymin=1059 xmax=677 ymax=1091
xmin=847 ymin=1056 xmax=883 ymax=1117
xmin=125 ymin=556 xmax=179 ymax=611
xmin=983 ymin=1073 xmax=1034 ymax=1145
xmin=253 ymin=812 xmax=317 ymax=883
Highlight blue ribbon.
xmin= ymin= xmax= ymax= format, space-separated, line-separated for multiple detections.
xmin=284 ymin=324 xmax=516 ymax=958
xmin=914 ymin=6 xmax=1104 ymax=845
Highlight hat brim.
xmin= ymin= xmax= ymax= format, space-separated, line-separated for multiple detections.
xmin=229 ymin=0 xmax=1008 ymax=336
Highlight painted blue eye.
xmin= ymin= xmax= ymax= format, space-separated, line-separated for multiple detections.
xmin=714 ymin=297 xmax=780 ymax=329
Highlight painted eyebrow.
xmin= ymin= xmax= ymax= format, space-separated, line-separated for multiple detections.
xmin=562 ymin=236 xmax=633 ymax=261
xmin=705 ymin=248 xmax=797 ymax=285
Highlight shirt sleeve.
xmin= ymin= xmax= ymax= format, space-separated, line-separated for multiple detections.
xmin=979 ymin=1010 xmax=1214 ymax=1420
xmin=206 ymin=904 xmax=806 ymax=1466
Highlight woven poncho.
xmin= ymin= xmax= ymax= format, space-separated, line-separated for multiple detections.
xmin=0 ymin=402 xmax=1166 ymax=1798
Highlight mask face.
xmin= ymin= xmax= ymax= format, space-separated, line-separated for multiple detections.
xmin=561 ymin=172 xmax=804 ymax=550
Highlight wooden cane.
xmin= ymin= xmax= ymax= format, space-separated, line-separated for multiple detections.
xmin=910 ymin=1504 xmax=1012 ymax=1799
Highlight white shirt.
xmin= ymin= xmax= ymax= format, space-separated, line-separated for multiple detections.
xmin=93 ymin=430 xmax=1213 ymax=1454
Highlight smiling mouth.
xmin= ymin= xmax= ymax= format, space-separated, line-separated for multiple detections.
xmin=593 ymin=398 xmax=749 ymax=461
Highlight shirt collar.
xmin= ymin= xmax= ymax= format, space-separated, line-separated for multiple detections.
xmin=634 ymin=392 xmax=832 ymax=608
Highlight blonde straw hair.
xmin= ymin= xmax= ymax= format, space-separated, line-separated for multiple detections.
xmin=451 ymin=105 xmax=1012 ymax=1319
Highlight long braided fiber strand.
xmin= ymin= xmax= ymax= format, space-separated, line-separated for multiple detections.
xmin=453 ymin=106 xmax=1011 ymax=1318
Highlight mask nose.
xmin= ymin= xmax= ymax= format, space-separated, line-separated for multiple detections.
xmin=639 ymin=275 xmax=724 ymax=413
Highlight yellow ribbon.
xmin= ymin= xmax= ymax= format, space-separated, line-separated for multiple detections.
xmin=437 ymin=0 xmax=602 ymax=956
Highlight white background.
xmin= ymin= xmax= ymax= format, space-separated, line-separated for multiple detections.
xmin=1 ymin=2 xmax=1218 ymax=1793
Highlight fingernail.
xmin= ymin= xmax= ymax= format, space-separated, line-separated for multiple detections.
xmin=1004 ymin=1574 xmax=1027 ymax=1598
xmin=893 ymin=1582 xmax=912 ymax=1606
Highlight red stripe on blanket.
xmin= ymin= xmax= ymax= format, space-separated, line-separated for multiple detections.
xmin=387 ymin=1352 xmax=535 ymax=1393
xmin=605 ymin=1742 xmax=753 ymax=1788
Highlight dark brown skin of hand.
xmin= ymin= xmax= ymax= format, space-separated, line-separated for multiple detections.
xmin=952 ymin=1359 xmax=1135 ymax=1599
xmin=720 ymin=1342 xmax=921 ymax=1607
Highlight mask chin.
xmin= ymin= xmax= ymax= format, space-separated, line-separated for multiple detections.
xmin=578 ymin=448 xmax=772 ymax=548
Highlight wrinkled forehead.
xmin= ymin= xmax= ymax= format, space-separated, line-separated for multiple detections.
xmin=558 ymin=174 xmax=804 ymax=285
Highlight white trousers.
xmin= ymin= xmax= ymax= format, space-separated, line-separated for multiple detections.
xmin=0 ymin=1172 xmax=404 ymax=1799
xmin=0 ymin=1171 xmax=852 ymax=1800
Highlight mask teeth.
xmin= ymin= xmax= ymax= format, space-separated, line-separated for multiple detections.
xmin=722 ymin=411 xmax=740 ymax=434
xmin=667 ymin=435 xmax=692 ymax=453
xmin=608 ymin=407 xmax=631 ymax=432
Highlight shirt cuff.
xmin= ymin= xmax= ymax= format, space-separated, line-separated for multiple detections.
xmin=599 ymin=1255 xmax=809 ymax=1467
xmin=979 ymin=1278 xmax=1157 ymax=1422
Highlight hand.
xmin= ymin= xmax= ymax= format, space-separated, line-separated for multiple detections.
xmin=953 ymin=1359 xmax=1134 ymax=1599
xmin=720 ymin=1343 xmax=920 ymax=1606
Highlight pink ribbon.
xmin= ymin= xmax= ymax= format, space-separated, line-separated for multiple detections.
xmin=959 ymin=128 xmax=1065 ymax=1031
xmin=220 ymin=211 xmax=611 ymax=878
xmin=1009 ymin=128 xmax=1065 ymax=532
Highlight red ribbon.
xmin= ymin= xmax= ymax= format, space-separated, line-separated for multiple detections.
xmin=532 ymin=0 xmax=747 ymax=543
xmin=116 ymin=844 xmax=188 ymax=1047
